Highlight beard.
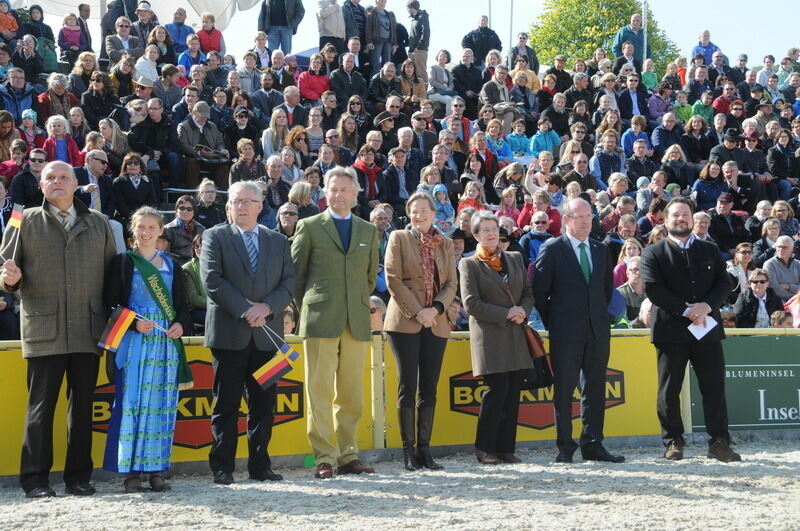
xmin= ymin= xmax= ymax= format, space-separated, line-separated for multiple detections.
xmin=667 ymin=223 xmax=692 ymax=238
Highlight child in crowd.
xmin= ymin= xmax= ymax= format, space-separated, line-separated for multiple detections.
xmin=0 ymin=43 xmax=12 ymax=82
xmin=770 ymin=311 xmax=794 ymax=328
xmin=592 ymin=94 xmax=612 ymax=129
xmin=665 ymin=183 xmax=681 ymax=198
xmin=416 ymin=165 xmax=441 ymax=198
xmin=222 ymin=55 xmax=236 ymax=71
xmin=457 ymin=181 xmax=488 ymax=213
xmin=0 ymin=0 xmax=19 ymax=47
xmin=506 ymin=119 xmax=533 ymax=165
xmin=177 ymin=34 xmax=206 ymax=72
xmin=691 ymin=90 xmax=714 ymax=123
xmin=621 ymin=115 xmax=651 ymax=158
xmin=641 ymin=59 xmax=658 ymax=91
xmin=0 ymin=139 xmax=26 ymax=181
xmin=433 ymin=183 xmax=454 ymax=223
xmin=17 ymin=109 xmax=45 ymax=149
xmin=135 ymin=45 xmax=160 ymax=83
xmin=175 ymin=66 xmax=190 ymax=88
xmin=496 ymin=186 xmax=521 ymax=220
xmin=672 ymin=90 xmax=692 ymax=124
xmin=58 ymin=13 xmax=87 ymax=66
xmin=675 ymin=56 xmax=688 ymax=87
xmin=68 ymin=107 xmax=90 ymax=150
xmin=662 ymin=61 xmax=681 ymax=90
xmin=42 ymin=115 xmax=82 ymax=166
xmin=529 ymin=118 xmax=560 ymax=159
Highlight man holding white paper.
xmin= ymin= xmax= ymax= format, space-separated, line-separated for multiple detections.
xmin=640 ymin=197 xmax=741 ymax=463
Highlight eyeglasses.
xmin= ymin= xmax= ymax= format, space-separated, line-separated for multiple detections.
xmin=177 ymin=206 xmax=194 ymax=212
xmin=29 ymin=158 xmax=46 ymax=163
xmin=326 ymin=133 xmax=339 ymax=138
xmin=750 ymin=279 xmax=768 ymax=284
xmin=413 ymin=117 xmax=425 ymax=121
xmin=533 ymin=220 xmax=548 ymax=225
xmin=571 ymin=150 xmax=581 ymax=154
xmin=279 ymin=211 xmax=298 ymax=217
xmin=236 ymin=113 xmax=249 ymax=118
xmin=350 ymin=102 xmax=362 ymax=106
xmin=738 ymin=250 xmax=753 ymax=254
xmin=230 ymin=199 xmax=261 ymax=207
xmin=126 ymin=160 xmax=141 ymax=166
xmin=90 ymin=158 xmax=109 ymax=166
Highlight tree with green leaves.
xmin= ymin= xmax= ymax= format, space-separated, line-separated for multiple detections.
xmin=527 ymin=0 xmax=680 ymax=74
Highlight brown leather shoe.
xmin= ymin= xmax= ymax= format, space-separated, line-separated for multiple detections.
xmin=498 ymin=453 xmax=521 ymax=463
xmin=475 ymin=448 xmax=500 ymax=465
xmin=663 ymin=440 xmax=685 ymax=461
xmin=707 ymin=440 xmax=741 ymax=463
xmin=314 ymin=463 xmax=334 ymax=479
xmin=336 ymin=459 xmax=375 ymax=475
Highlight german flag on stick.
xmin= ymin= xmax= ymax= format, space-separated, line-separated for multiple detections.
xmin=98 ymin=306 xmax=137 ymax=352
xmin=252 ymin=337 xmax=301 ymax=389
xmin=8 ymin=203 xmax=22 ymax=229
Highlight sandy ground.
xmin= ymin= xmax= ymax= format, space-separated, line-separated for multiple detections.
xmin=1 ymin=441 xmax=798 ymax=530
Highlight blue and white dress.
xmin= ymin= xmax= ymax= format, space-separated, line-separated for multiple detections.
xmin=103 ymin=253 xmax=180 ymax=474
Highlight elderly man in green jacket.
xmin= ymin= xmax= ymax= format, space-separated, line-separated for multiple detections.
xmin=291 ymin=165 xmax=379 ymax=479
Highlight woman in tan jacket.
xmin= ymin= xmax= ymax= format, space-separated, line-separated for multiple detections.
xmin=384 ymin=192 xmax=457 ymax=471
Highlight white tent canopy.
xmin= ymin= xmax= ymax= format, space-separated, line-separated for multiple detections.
xmin=12 ymin=0 xmax=259 ymax=31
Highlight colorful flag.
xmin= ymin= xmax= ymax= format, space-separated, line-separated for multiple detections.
xmin=8 ymin=204 xmax=23 ymax=229
xmin=252 ymin=341 xmax=301 ymax=389
xmin=98 ymin=306 xmax=137 ymax=352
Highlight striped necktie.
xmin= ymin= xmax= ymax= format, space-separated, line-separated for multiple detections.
xmin=244 ymin=230 xmax=258 ymax=272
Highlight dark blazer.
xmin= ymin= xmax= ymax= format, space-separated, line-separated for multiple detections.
xmin=413 ymin=129 xmax=438 ymax=160
xmin=9 ymin=168 xmax=44 ymax=208
xmin=617 ymin=88 xmax=650 ymax=120
xmin=640 ymin=238 xmax=730 ymax=344
xmin=274 ymin=102 xmax=309 ymax=128
xmin=733 ymin=287 xmax=784 ymax=328
xmin=612 ymin=57 xmax=642 ymax=74
xmin=200 ymin=223 xmax=295 ymax=351
xmin=533 ymin=235 xmax=613 ymax=342
xmin=382 ymin=165 xmax=418 ymax=206
xmin=75 ymin=167 xmax=116 ymax=218
xmin=104 ymin=252 xmax=193 ymax=334
xmin=111 ymin=174 xmax=158 ymax=221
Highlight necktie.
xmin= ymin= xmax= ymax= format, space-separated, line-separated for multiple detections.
xmin=58 ymin=210 xmax=70 ymax=230
xmin=91 ymin=179 xmax=102 ymax=212
xmin=244 ymin=230 xmax=258 ymax=272
xmin=579 ymin=242 xmax=591 ymax=283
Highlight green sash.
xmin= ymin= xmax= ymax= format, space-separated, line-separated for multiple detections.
xmin=127 ymin=251 xmax=194 ymax=390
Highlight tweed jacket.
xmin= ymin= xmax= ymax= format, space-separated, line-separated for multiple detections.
xmin=0 ymin=199 xmax=117 ymax=358
xmin=459 ymin=251 xmax=534 ymax=377
xmin=104 ymin=35 xmax=144 ymax=63
xmin=291 ymin=210 xmax=379 ymax=341
xmin=384 ymin=229 xmax=458 ymax=338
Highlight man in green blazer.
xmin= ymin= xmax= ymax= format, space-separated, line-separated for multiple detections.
xmin=291 ymin=166 xmax=379 ymax=479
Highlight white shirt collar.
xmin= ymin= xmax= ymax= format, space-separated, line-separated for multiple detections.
xmin=330 ymin=210 xmax=352 ymax=220
xmin=668 ymin=233 xmax=696 ymax=249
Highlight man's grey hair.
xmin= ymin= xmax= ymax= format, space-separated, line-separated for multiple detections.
xmin=323 ymin=165 xmax=362 ymax=194
xmin=265 ymin=154 xmax=283 ymax=167
xmin=227 ymin=180 xmax=262 ymax=201
xmin=693 ymin=211 xmax=711 ymax=222
xmin=370 ymin=206 xmax=389 ymax=222
xmin=397 ymin=126 xmax=413 ymax=139
xmin=573 ymin=72 xmax=589 ymax=82
xmin=438 ymin=129 xmax=454 ymax=141
xmin=47 ymin=72 xmax=68 ymax=89
xmin=283 ymin=85 xmax=299 ymax=97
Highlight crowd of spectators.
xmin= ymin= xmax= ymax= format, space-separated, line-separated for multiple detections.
xmin=1 ymin=3 xmax=800 ymax=338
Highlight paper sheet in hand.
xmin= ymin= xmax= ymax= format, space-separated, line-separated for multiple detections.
xmin=688 ymin=316 xmax=718 ymax=340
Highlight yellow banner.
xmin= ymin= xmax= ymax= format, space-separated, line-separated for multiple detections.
xmin=384 ymin=336 xmax=661 ymax=448
xmin=0 ymin=340 xmax=374 ymax=477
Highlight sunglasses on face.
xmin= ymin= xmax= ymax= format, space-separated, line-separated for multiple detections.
xmin=750 ymin=279 xmax=767 ymax=284
xmin=29 ymin=157 xmax=46 ymax=163
xmin=90 ymin=158 xmax=109 ymax=166
xmin=178 ymin=206 xmax=194 ymax=212
xmin=127 ymin=160 xmax=141 ymax=166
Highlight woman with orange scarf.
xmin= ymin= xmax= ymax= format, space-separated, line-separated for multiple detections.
xmin=459 ymin=210 xmax=534 ymax=465
xmin=384 ymin=192 xmax=458 ymax=471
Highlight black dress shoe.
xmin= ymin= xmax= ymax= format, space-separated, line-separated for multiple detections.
xmin=581 ymin=444 xmax=625 ymax=463
xmin=26 ymin=486 xmax=56 ymax=498
xmin=213 ymin=470 xmax=234 ymax=485
xmin=65 ymin=482 xmax=96 ymax=496
xmin=249 ymin=469 xmax=283 ymax=481
xmin=555 ymin=451 xmax=574 ymax=463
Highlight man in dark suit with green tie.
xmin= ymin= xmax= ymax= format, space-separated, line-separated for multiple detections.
xmin=533 ymin=197 xmax=624 ymax=464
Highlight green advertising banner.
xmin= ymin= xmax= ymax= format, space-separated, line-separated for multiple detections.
xmin=690 ymin=336 xmax=800 ymax=431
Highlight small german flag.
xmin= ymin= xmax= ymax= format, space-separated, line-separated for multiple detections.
xmin=252 ymin=341 xmax=301 ymax=389
xmin=8 ymin=204 xmax=23 ymax=229
xmin=98 ymin=306 xmax=137 ymax=352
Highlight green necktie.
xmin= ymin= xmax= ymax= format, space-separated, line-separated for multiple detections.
xmin=579 ymin=242 xmax=591 ymax=283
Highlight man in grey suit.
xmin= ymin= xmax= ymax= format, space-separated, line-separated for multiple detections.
xmin=200 ymin=181 xmax=295 ymax=485
xmin=533 ymin=198 xmax=624 ymax=464
xmin=104 ymin=16 xmax=145 ymax=62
